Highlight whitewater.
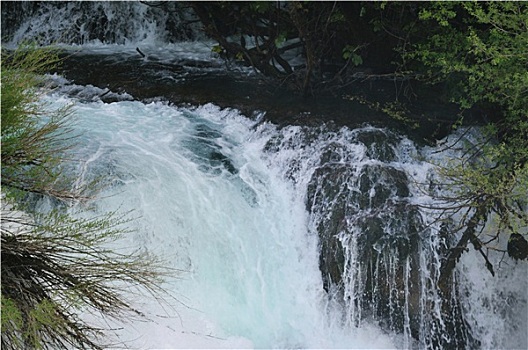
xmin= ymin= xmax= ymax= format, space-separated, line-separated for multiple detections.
xmin=41 ymin=79 xmax=526 ymax=349
xmin=44 ymin=91 xmax=402 ymax=348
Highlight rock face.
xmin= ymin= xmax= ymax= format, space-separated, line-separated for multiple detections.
xmin=305 ymin=128 xmax=476 ymax=348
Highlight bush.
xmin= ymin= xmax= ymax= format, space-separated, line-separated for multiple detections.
xmin=407 ymin=3 xmax=528 ymax=280
xmin=1 ymin=44 xmax=169 ymax=349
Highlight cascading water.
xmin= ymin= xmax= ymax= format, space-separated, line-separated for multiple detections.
xmin=1 ymin=1 xmax=201 ymax=46
xmin=40 ymin=79 xmax=526 ymax=349
xmin=42 ymin=86 xmax=401 ymax=348
xmin=4 ymin=2 xmax=526 ymax=348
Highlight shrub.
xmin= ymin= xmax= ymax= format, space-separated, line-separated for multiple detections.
xmin=1 ymin=44 xmax=170 ymax=350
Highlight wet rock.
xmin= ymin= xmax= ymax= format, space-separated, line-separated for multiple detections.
xmin=508 ymin=233 xmax=528 ymax=260
xmin=307 ymin=164 xmax=358 ymax=289
xmin=319 ymin=142 xmax=347 ymax=164
xmin=307 ymin=156 xmax=475 ymax=348
xmin=357 ymin=164 xmax=409 ymax=209
xmin=307 ymin=161 xmax=414 ymax=289
xmin=356 ymin=129 xmax=397 ymax=162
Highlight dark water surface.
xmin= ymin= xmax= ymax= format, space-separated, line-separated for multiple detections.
xmin=57 ymin=51 xmax=461 ymax=143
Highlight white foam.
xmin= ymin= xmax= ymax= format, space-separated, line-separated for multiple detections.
xmin=42 ymin=95 xmax=399 ymax=349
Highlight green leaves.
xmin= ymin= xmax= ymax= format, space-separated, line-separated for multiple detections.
xmin=274 ymin=32 xmax=287 ymax=47
xmin=211 ymin=44 xmax=224 ymax=54
xmin=249 ymin=1 xmax=273 ymax=14
xmin=407 ymin=2 xmax=528 ymax=271
xmin=1 ymin=296 xmax=23 ymax=344
xmin=418 ymin=3 xmax=457 ymax=26
xmin=1 ymin=44 xmax=79 ymax=203
xmin=342 ymin=45 xmax=363 ymax=66
xmin=411 ymin=2 xmax=528 ymax=116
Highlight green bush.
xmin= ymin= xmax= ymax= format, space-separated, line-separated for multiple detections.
xmin=1 ymin=44 xmax=170 ymax=350
xmin=407 ymin=2 xmax=528 ymax=278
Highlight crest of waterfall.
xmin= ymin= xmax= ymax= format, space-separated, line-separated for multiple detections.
xmin=3 ymin=0 xmax=525 ymax=345
xmin=1 ymin=1 xmax=201 ymax=46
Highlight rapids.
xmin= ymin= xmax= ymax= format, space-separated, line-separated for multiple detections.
xmin=41 ymin=84 xmax=526 ymax=349
xmin=45 ymin=92 xmax=401 ymax=348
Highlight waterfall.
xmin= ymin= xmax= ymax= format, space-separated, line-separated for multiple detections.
xmin=4 ymin=2 xmax=526 ymax=347
xmin=43 ymin=88 xmax=400 ymax=348
xmin=39 ymin=80 xmax=526 ymax=349
xmin=1 ymin=1 xmax=201 ymax=46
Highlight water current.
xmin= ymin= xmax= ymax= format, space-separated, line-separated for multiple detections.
xmin=43 ymin=90 xmax=400 ymax=348
xmin=42 ymin=82 xmax=526 ymax=349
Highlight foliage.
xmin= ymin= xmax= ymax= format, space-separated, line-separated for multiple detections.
xmin=1 ymin=207 xmax=167 ymax=349
xmin=407 ymin=2 xmax=528 ymax=280
xmin=342 ymin=45 xmax=363 ymax=66
xmin=412 ymin=2 xmax=528 ymax=116
xmin=182 ymin=2 xmax=528 ymax=274
xmin=185 ymin=1 xmax=377 ymax=96
xmin=428 ymin=130 xmax=528 ymax=281
xmin=1 ymin=44 xmax=170 ymax=349
xmin=345 ymin=94 xmax=420 ymax=129
xmin=1 ymin=44 xmax=79 ymax=202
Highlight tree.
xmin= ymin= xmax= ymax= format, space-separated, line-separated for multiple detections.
xmin=405 ymin=2 xmax=528 ymax=286
xmin=186 ymin=1 xmax=376 ymax=96
xmin=1 ymin=44 xmax=170 ymax=349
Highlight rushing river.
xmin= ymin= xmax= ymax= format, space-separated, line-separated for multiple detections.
xmin=42 ymin=81 xmax=526 ymax=349
xmin=4 ymin=2 xmax=527 ymax=349
xmin=44 ymin=90 xmax=401 ymax=348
